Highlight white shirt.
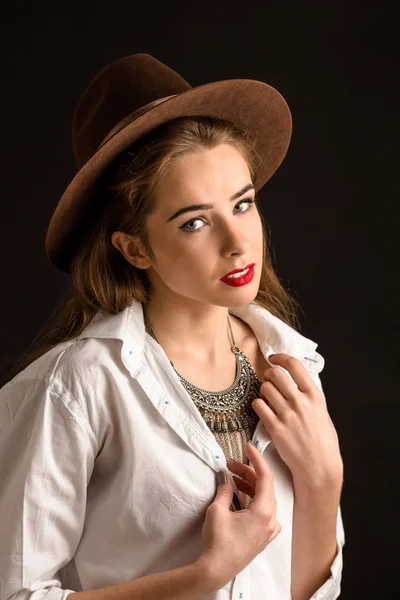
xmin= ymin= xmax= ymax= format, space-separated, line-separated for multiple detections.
xmin=0 ymin=298 xmax=345 ymax=600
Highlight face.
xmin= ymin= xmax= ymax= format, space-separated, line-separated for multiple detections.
xmin=116 ymin=143 xmax=264 ymax=308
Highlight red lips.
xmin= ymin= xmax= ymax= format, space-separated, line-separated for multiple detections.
xmin=220 ymin=263 xmax=255 ymax=279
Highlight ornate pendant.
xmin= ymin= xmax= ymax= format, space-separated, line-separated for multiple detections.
xmin=171 ymin=346 xmax=261 ymax=435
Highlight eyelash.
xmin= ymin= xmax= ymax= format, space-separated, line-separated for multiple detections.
xmin=179 ymin=198 xmax=256 ymax=233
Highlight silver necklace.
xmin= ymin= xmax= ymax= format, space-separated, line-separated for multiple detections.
xmin=142 ymin=305 xmax=262 ymax=463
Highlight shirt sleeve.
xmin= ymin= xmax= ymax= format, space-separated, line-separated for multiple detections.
xmin=307 ymin=504 xmax=345 ymax=600
xmin=307 ymin=369 xmax=346 ymax=600
xmin=0 ymin=377 xmax=98 ymax=600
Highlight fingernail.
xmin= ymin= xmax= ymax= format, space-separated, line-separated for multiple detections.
xmin=217 ymin=471 xmax=227 ymax=485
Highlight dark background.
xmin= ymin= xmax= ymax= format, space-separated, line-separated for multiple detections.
xmin=1 ymin=1 xmax=398 ymax=597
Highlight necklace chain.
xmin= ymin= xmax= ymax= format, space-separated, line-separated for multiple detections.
xmin=143 ymin=305 xmax=240 ymax=354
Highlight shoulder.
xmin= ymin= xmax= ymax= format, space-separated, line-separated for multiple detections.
xmin=0 ymin=337 xmax=123 ymax=428
xmin=5 ymin=336 xmax=120 ymax=389
xmin=50 ymin=337 xmax=124 ymax=394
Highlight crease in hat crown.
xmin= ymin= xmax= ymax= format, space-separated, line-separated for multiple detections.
xmin=73 ymin=54 xmax=192 ymax=169
xmin=46 ymin=52 xmax=292 ymax=274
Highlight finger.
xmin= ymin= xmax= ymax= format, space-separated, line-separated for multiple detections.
xmin=268 ymin=353 xmax=315 ymax=394
xmin=214 ymin=471 xmax=234 ymax=510
xmin=232 ymin=475 xmax=256 ymax=499
xmin=258 ymin=380 xmax=288 ymax=418
xmin=227 ymin=458 xmax=257 ymax=488
xmin=249 ymin=494 xmax=278 ymax=518
xmin=268 ymin=520 xmax=282 ymax=543
xmin=244 ymin=442 xmax=276 ymax=515
xmin=252 ymin=396 xmax=279 ymax=430
xmin=263 ymin=367 xmax=299 ymax=404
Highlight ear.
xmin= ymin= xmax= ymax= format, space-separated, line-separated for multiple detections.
xmin=111 ymin=231 xmax=152 ymax=269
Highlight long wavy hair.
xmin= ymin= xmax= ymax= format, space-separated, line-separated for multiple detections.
xmin=0 ymin=115 xmax=304 ymax=388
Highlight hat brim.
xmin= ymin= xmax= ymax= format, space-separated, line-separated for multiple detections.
xmin=46 ymin=78 xmax=292 ymax=273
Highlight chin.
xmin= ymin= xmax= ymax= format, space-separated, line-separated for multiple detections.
xmin=213 ymin=284 xmax=260 ymax=308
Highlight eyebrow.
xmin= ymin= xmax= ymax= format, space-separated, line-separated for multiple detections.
xmin=166 ymin=183 xmax=255 ymax=223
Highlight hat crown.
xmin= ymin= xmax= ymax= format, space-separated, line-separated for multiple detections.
xmin=73 ymin=53 xmax=192 ymax=168
xmin=47 ymin=53 xmax=292 ymax=274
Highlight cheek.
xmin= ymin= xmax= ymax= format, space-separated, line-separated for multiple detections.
xmin=253 ymin=216 xmax=265 ymax=248
xmin=152 ymin=234 xmax=210 ymax=277
xmin=166 ymin=247 xmax=216 ymax=293
xmin=172 ymin=244 xmax=212 ymax=276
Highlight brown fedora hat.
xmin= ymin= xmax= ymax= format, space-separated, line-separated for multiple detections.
xmin=45 ymin=53 xmax=292 ymax=273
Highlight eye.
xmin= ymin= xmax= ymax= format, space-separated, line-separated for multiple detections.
xmin=179 ymin=198 xmax=256 ymax=233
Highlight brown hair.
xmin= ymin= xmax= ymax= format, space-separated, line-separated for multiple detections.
xmin=0 ymin=116 xmax=304 ymax=388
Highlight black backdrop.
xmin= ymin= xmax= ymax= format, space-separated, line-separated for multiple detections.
xmin=1 ymin=1 xmax=398 ymax=598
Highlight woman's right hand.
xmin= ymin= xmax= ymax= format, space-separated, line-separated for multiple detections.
xmin=196 ymin=441 xmax=281 ymax=590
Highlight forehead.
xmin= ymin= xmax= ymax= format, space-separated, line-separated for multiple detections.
xmin=155 ymin=144 xmax=251 ymax=203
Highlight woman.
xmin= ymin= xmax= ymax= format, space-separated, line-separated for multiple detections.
xmin=0 ymin=54 xmax=345 ymax=600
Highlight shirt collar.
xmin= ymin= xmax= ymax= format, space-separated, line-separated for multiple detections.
xmin=77 ymin=297 xmax=324 ymax=376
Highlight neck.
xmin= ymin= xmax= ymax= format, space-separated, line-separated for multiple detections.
xmin=142 ymin=300 xmax=237 ymax=364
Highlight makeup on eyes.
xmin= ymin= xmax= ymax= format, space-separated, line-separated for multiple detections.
xmin=166 ymin=183 xmax=256 ymax=224
xmin=179 ymin=198 xmax=256 ymax=233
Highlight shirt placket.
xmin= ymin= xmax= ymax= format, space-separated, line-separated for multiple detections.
xmin=135 ymin=360 xmax=272 ymax=600
xmin=231 ymin=560 xmax=252 ymax=600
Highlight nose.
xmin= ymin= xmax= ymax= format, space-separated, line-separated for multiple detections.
xmin=219 ymin=219 xmax=250 ymax=256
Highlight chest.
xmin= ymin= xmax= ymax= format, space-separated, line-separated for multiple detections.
xmin=168 ymin=330 xmax=271 ymax=391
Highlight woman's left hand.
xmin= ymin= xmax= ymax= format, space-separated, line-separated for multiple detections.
xmin=250 ymin=353 xmax=343 ymax=491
